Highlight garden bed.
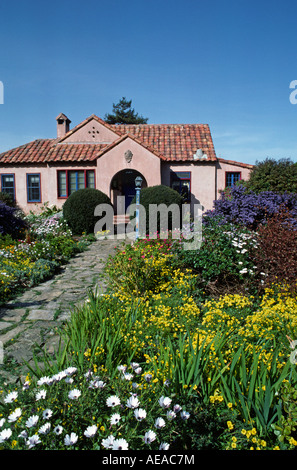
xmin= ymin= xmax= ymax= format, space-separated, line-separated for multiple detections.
xmin=0 ymin=205 xmax=95 ymax=305
xmin=1 ymin=193 xmax=297 ymax=450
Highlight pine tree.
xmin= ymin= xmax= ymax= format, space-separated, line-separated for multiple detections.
xmin=104 ymin=97 xmax=148 ymax=124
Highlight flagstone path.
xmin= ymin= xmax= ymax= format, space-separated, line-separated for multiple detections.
xmin=0 ymin=238 xmax=126 ymax=386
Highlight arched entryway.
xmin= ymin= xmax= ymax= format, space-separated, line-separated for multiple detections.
xmin=110 ymin=169 xmax=147 ymax=214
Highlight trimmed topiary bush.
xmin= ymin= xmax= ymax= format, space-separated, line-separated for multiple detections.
xmin=63 ymin=188 xmax=112 ymax=235
xmin=130 ymin=185 xmax=183 ymax=235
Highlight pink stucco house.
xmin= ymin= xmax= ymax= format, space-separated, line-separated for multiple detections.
xmin=0 ymin=113 xmax=253 ymax=217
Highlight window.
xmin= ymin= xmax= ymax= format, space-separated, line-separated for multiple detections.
xmin=1 ymin=174 xmax=15 ymax=200
xmin=57 ymin=170 xmax=95 ymax=198
xmin=225 ymin=172 xmax=241 ymax=188
xmin=170 ymin=171 xmax=191 ymax=202
xmin=27 ymin=174 xmax=41 ymax=202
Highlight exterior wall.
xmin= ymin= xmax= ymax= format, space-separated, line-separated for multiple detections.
xmin=0 ymin=165 xmax=48 ymax=214
xmin=96 ymin=137 xmax=161 ymax=199
xmin=161 ymin=161 xmax=217 ymax=212
xmin=0 ymin=163 xmax=96 ymax=214
xmin=62 ymin=120 xmax=118 ymax=143
xmin=216 ymin=160 xmax=252 ymax=197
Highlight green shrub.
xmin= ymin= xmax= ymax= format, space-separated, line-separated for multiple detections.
xmin=130 ymin=185 xmax=183 ymax=235
xmin=63 ymin=188 xmax=112 ymax=235
xmin=0 ymin=191 xmax=16 ymax=207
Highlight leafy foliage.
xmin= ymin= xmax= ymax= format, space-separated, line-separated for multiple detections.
xmin=63 ymin=188 xmax=112 ymax=235
xmin=0 ymin=191 xmax=16 ymax=207
xmin=244 ymin=157 xmax=297 ymax=194
xmin=252 ymin=208 xmax=297 ymax=292
xmin=130 ymin=185 xmax=183 ymax=235
xmin=204 ymin=185 xmax=297 ymax=230
xmin=180 ymin=219 xmax=257 ymax=298
xmin=0 ymin=202 xmax=26 ymax=238
xmin=104 ymin=97 xmax=148 ymax=124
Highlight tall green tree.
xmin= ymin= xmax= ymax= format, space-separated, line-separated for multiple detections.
xmin=104 ymin=97 xmax=148 ymax=124
xmin=245 ymin=157 xmax=297 ymax=194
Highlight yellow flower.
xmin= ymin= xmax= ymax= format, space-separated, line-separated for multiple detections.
xmin=289 ymin=437 xmax=297 ymax=446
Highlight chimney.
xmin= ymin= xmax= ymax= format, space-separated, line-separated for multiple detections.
xmin=56 ymin=113 xmax=71 ymax=138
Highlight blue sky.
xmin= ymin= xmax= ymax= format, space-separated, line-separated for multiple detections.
xmin=0 ymin=0 xmax=297 ymax=165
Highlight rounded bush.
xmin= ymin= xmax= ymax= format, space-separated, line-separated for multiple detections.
xmin=63 ymin=188 xmax=112 ymax=235
xmin=130 ymin=185 xmax=183 ymax=235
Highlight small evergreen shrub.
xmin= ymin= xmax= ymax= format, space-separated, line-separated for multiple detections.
xmin=130 ymin=185 xmax=183 ymax=235
xmin=63 ymin=188 xmax=112 ymax=235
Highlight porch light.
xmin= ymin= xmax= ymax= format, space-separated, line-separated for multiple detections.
xmin=135 ymin=176 xmax=143 ymax=188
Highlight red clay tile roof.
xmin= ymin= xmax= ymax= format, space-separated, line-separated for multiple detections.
xmin=0 ymin=117 xmax=217 ymax=164
xmin=0 ymin=139 xmax=54 ymax=164
xmin=218 ymin=157 xmax=254 ymax=169
xmin=111 ymin=123 xmax=217 ymax=161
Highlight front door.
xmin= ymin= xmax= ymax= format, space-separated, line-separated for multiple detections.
xmin=123 ymin=181 xmax=136 ymax=210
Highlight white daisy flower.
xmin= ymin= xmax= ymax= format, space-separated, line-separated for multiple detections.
xmin=130 ymin=362 xmax=140 ymax=370
xmin=65 ymin=366 xmax=77 ymax=376
xmin=8 ymin=407 xmax=22 ymax=423
xmin=4 ymin=391 xmax=18 ymax=403
xmin=158 ymin=396 xmax=172 ymax=409
xmin=126 ymin=395 xmax=140 ymax=409
xmin=110 ymin=413 xmax=121 ymax=425
xmin=101 ymin=435 xmax=115 ymax=449
xmin=134 ymin=408 xmax=147 ymax=421
xmin=84 ymin=425 xmax=98 ymax=438
xmin=53 ymin=425 xmax=63 ymax=435
xmin=123 ymin=373 xmax=134 ymax=381
xmin=18 ymin=430 xmax=28 ymax=439
xmin=42 ymin=409 xmax=53 ymax=420
xmin=173 ymin=404 xmax=182 ymax=412
xmin=68 ymin=389 xmax=81 ymax=400
xmin=0 ymin=428 xmax=12 ymax=443
xmin=0 ymin=418 xmax=5 ymax=427
xmin=154 ymin=417 xmax=166 ymax=429
xmin=64 ymin=432 xmax=78 ymax=446
xmin=106 ymin=395 xmax=121 ymax=407
xmin=22 ymin=381 xmax=30 ymax=390
xmin=180 ymin=410 xmax=190 ymax=420
xmin=25 ymin=415 xmax=39 ymax=428
xmin=159 ymin=442 xmax=170 ymax=450
xmin=37 ymin=376 xmax=52 ymax=386
xmin=89 ymin=379 xmax=106 ymax=389
xmin=39 ymin=422 xmax=51 ymax=435
xmin=144 ymin=373 xmax=152 ymax=382
xmin=112 ymin=438 xmax=129 ymax=450
xmin=26 ymin=434 xmax=41 ymax=448
xmin=36 ymin=389 xmax=47 ymax=401
xmin=166 ymin=410 xmax=176 ymax=421
xmin=144 ymin=430 xmax=156 ymax=444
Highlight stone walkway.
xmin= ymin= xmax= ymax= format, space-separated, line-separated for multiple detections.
xmin=0 ymin=238 xmax=125 ymax=385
